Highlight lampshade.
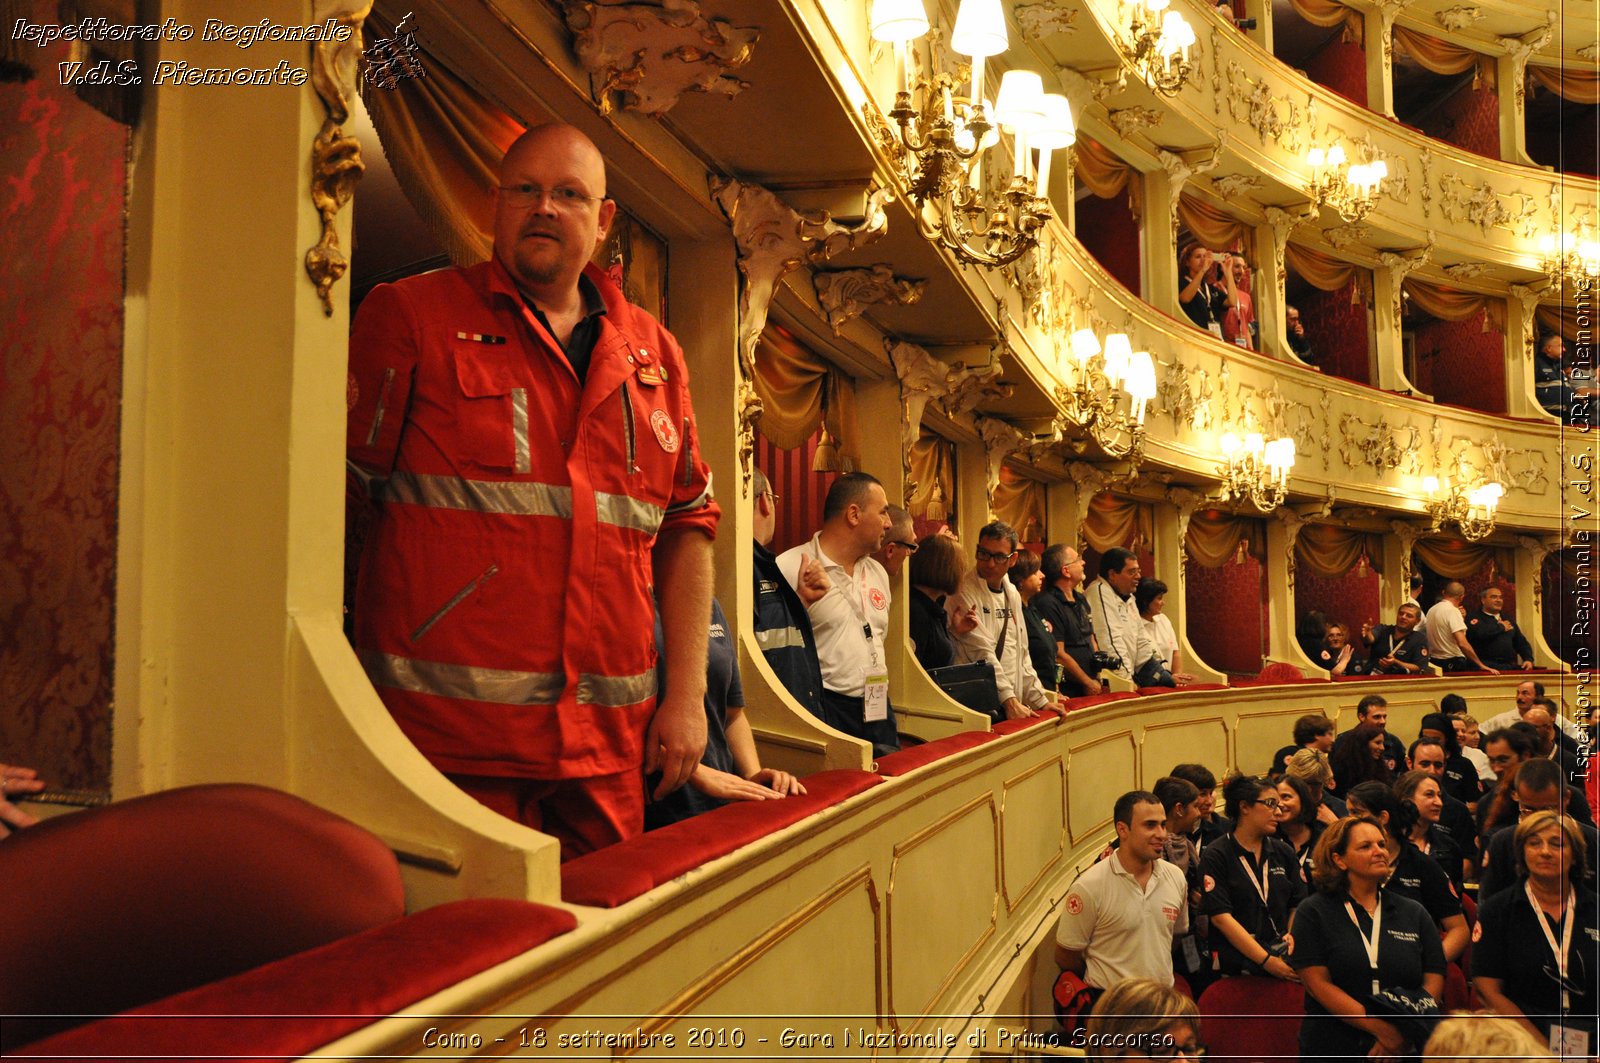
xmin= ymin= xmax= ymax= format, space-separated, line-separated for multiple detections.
xmin=1164 ymin=11 xmax=1196 ymax=48
xmin=870 ymin=0 xmax=930 ymax=42
xmin=1244 ymin=432 xmax=1264 ymax=456
xmin=1102 ymin=333 xmax=1132 ymax=386
xmin=950 ymin=0 xmax=1008 ymax=58
xmin=1368 ymin=158 xmax=1388 ymax=180
xmin=1071 ymin=328 xmax=1101 ymax=365
xmin=1220 ymin=432 xmax=1240 ymax=456
xmin=1422 ymin=475 xmax=1439 ymax=494
xmin=1307 ymin=147 xmax=1325 ymax=167
xmin=1125 ymin=351 xmax=1157 ymax=401
xmin=1326 ymin=144 xmax=1346 ymax=167
xmin=993 ymin=69 xmax=1046 ymax=133
xmin=1030 ymin=94 xmax=1076 ymax=151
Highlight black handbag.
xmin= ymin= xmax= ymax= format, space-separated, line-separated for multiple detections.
xmin=928 ymin=660 xmax=1004 ymax=722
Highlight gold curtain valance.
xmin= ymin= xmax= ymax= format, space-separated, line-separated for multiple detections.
xmin=1185 ymin=512 xmax=1266 ymax=569
xmin=1413 ymin=539 xmax=1515 ymax=580
xmin=1075 ymin=138 xmax=1144 ymax=218
xmin=752 ymin=330 xmax=861 ymax=469
xmin=360 ymin=9 xmax=524 ymax=266
xmin=1288 ymin=0 xmax=1363 ymax=44
xmin=993 ymin=469 xmax=1046 ymax=545
xmin=1178 ymin=194 xmax=1250 ymax=256
xmin=1392 ymin=27 xmax=1496 ymax=89
xmin=908 ymin=432 xmax=956 ymax=522
xmin=1295 ymin=524 xmax=1383 ymax=579
xmin=1083 ymin=493 xmax=1153 ymax=555
xmin=1284 ymin=243 xmax=1369 ymax=304
xmin=1529 ymin=64 xmax=1600 ymax=105
xmin=1404 ymin=278 xmax=1507 ymax=332
xmin=1536 ymin=304 xmax=1581 ymax=343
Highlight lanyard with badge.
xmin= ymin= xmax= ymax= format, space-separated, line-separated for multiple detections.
xmin=1237 ymin=842 xmax=1282 ymax=939
xmin=1526 ymin=882 xmax=1588 ymax=1056
xmin=818 ymin=539 xmax=889 ymax=722
xmin=1344 ymin=897 xmax=1383 ymax=995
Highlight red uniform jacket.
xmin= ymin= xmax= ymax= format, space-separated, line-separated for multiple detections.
xmin=347 ymin=258 xmax=719 ymax=779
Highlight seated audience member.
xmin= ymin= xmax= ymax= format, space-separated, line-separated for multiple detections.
xmin=1424 ymin=1015 xmax=1557 ymax=1063
xmin=1477 ymin=727 xmax=1536 ymax=844
xmin=751 ymin=468 xmax=827 ymax=719
xmin=1342 ymin=781 xmax=1468 ymax=963
xmin=1465 ymin=585 xmax=1535 ymax=671
xmin=1330 ymin=694 xmax=1403 ymax=777
xmin=776 ymin=472 xmax=900 ymax=755
xmin=906 ymin=532 xmax=974 ymax=672
xmin=1083 ymin=978 xmax=1203 ymax=1061
xmin=1481 ymin=680 xmax=1585 ymax=743
xmin=1473 ymin=811 xmax=1599 ymax=1054
xmin=1057 ymin=791 xmax=1190 ymax=995
xmin=1033 ymin=543 xmax=1104 ymax=697
xmin=1452 ymin=712 xmax=1495 ymax=785
xmin=1296 ymin=610 xmax=1329 ymax=663
xmin=1271 ymin=713 xmax=1334 ymax=776
xmin=1361 ymin=603 xmax=1430 ymax=675
xmin=1221 ymin=254 xmax=1256 ymax=350
xmin=869 ymin=505 xmax=917 ymax=581
xmin=1286 ymin=747 xmax=1344 ymax=823
xmin=1415 ymin=712 xmax=1481 ymax=808
xmin=1134 ymin=579 xmax=1189 ymax=686
xmin=1290 ymin=816 xmax=1446 ymax=1063
xmin=1404 ymin=738 xmax=1478 ymax=872
xmin=0 ymin=761 xmax=44 ymax=835
xmin=1087 ymin=548 xmax=1161 ymax=686
xmin=1394 ymin=770 xmax=1466 ymax=890
xmin=1312 ymin=620 xmax=1361 ymax=676
xmin=1155 ymin=775 xmax=1210 ymax=990
xmin=1275 ymin=773 xmax=1324 ymax=886
xmin=1437 ymin=692 xmax=1468 ymax=717
xmin=1200 ymin=774 xmax=1305 ymax=981
xmin=1285 ymin=304 xmax=1317 ymax=365
xmin=1170 ymin=762 xmax=1232 ymax=848
xmin=647 ymin=599 xmax=805 ymax=829
xmin=1480 ymin=759 xmax=1600 ymax=898
xmin=951 ymin=522 xmax=1061 ymax=721
xmin=1177 ymin=243 xmax=1235 ymax=338
xmin=1329 ymin=722 xmax=1393 ymax=796
xmin=1425 ymin=581 xmax=1497 ymax=673
xmin=1012 ymin=552 xmax=1063 ymax=695
xmin=1534 ymin=332 xmax=1595 ymax=424
xmin=1523 ymin=705 xmax=1585 ymax=784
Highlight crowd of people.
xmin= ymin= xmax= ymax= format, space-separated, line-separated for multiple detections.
xmin=1054 ymin=679 xmax=1598 ymax=1060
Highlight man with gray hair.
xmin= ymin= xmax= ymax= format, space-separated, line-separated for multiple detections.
xmin=1086 ymin=548 xmax=1158 ymax=685
xmin=871 ymin=505 xmax=918 ymax=581
xmin=950 ymin=520 xmax=1061 ymax=720
xmin=1425 ymin=581 xmax=1498 ymax=673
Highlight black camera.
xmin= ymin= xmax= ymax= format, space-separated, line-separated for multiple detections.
xmin=1091 ymin=651 xmax=1124 ymax=673
xmin=1235 ymin=16 xmax=1257 ymax=28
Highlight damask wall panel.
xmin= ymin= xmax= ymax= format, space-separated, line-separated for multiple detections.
xmin=1544 ymin=550 xmax=1594 ymax=667
xmin=1526 ymin=103 xmax=1599 ymax=177
xmin=1183 ymin=556 xmax=1267 ymax=675
xmin=1074 ymin=196 xmax=1142 ymax=299
xmin=0 ymin=73 xmax=125 ymax=794
xmin=1295 ymin=566 xmax=1381 ymax=634
xmin=1303 ymin=38 xmax=1368 ymax=108
xmin=1412 ymin=310 xmax=1506 ymax=414
xmin=1296 ymin=279 xmax=1372 ymax=385
xmin=757 ymin=429 xmax=837 ymax=556
xmin=1421 ymin=83 xmax=1500 ymax=161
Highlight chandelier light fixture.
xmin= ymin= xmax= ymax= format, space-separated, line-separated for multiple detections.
xmin=1218 ymin=431 xmax=1295 ymax=510
xmin=1422 ymin=474 xmax=1502 ymax=542
xmin=1539 ymin=215 xmax=1600 ymax=289
xmin=1123 ymin=0 xmax=1195 ymax=97
xmin=1305 ymin=142 xmax=1388 ymax=223
xmin=1052 ymin=328 xmax=1158 ymax=461
xmin=869 ymin=0 xmax=1074 ymax=268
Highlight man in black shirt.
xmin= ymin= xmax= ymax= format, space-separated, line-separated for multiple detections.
xmin=1407 ymin=738 xmax=1478 ymax=866
xmin=1331 ymin=695 xmax=1405 ymax=776
xmin=1465 ymin=587 xmax=1535 ymax=671
xmin=1032 ymin=543 xmax=1103 ymax=697
xmin=1479 ymin=763 xmax=1600 ymax=898
xmin=1361 ymin=603 xmax=1430 ymax=674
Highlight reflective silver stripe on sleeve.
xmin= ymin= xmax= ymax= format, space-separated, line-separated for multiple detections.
xmin=511 ymin=388 xmax=531 ymax=474
xmin=576 ymin=670 xmax=658 ymax=707
xmin=383 ymin=471 xmax=573 ymax=518
xmin=595 ymin=491 xmax=664 ymax=535
xmin=365 ymin=367 xmax=396 ymax=446
xmin=362 ymin=651 xmax=564 ymax=706
xmin=664 ymin=469 xmax=715 ymax=514
xmin=755 ymin=626 xmax=806 ymax=650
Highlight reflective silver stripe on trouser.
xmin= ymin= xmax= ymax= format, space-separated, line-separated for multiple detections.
xmin=576 ymin=670 xmax=658 ymax=707
xmin=363 ymin=651 xmax=564 ymax=705
xmin=383 ymin=471 xmax=573 ymax=518
xmin=755 ymin=626 xmax=806 ymax=651
xmin=594 ymin=492 xmax=664 ymax=535
xmin=664 ymin=469 xmax=715 ymax=514
xmin=510 ymin=388 xmax=531 ymax=474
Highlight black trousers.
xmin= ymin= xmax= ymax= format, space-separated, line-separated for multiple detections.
xmin=819 ymin=687 xmax=900 ymax=757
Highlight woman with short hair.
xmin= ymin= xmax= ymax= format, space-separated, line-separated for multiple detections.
xmin=1084 ymin=978 xmax=1204 ymax=1060
xmin=1343 ymin=781 xmax=1468 ymax=963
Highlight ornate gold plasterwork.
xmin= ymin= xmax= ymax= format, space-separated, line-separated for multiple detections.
xmin=1389 ymin=519 xmax=1424 ymax=588
xmin=1580 ymin=44 xmax=1600 ymax=63
xmin=1015 ymin=2 xmax=1079 ymax=38
xmin=564 ymin=0 xmax=758 ymax=116
xmin=1339 ymin=413 xmax=1423 ymax=472
xmin=1068 ymin=462 xmax=1113 ymax=546
xmin=1222 ymin=61 xmax=1305 ymax=151
xmin=861 ymin=98 xmax=910 ymax=169
xmin=1108 ymin=106 xmax=1165 ymax=139
xmin=888 ymin=339 xmax=951 ymax=500
xmin=1265 ymin=205 xmax=1313 ymax=286
xmin=1157 ymin=140 xmax=1225 ymax=236
xmin=977 ymin=416 xmax=1029 ymax=510
xmin=1324 ymin=223 xmax=1371 ymax=249
xmin=814 ymin=265 xmax=925 ymax=334
xmin=1455 ymin=436 xmax=1549 ymax=496
xmin=1435 ymin=5 xmax=1485 ymax=31
xmin=1260 ymin=383 xmax=1318 ymax=467
xmin=1509 ymin=283 xmax=1542 ymax=352
xmin=711 ymin=176 xmax=892 ymax=488
xmin=304 ymin=0 xmax=371 ymax=317
xmin=1443 ymin=261 xmax=1492 ymax=280
xmin=1497 ymin=21 xmax=1554 ymax=110
xmin=1516 ymin=535 xmax=1557 ymax=610
xmin=1276 ymin=509 xmax=1309 ymax=592
xmin=942 ymin=361 xmax=1015 ymax=417
xmin=1378 ymin=243 xmax=1433 ymax=320
xmin=1439 ymin=174 xmax=1540 ymax=237
xmin=1158 ymin=357 xmax=1213 ymax=432
xmin=1418 ymin=147 xmax=1435 ymax=219
xmin=1213 ymin=173 xmax=1264 ymax=201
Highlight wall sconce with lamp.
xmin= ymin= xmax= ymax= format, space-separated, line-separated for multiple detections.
xmin=1305 ymin=142 xmax=1387 ymax=223
xmin=869 ymin=0 xmax=1075 ymax=268
xmin=1422 ymin=474 xmax=1502 ymax=542
xmin=1217 ymin=431 xmax=1295 ymax=510
xmin=1539 ymin=214 xmax=1600 ymax=289
xmin=1123 ymin=0 xmax=1195 ymax=97
xmin=1052 ymin=328 xmax=1158 ymax=461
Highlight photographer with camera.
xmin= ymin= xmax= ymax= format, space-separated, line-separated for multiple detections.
xmin=1088 ymin=548 xmax=1163 ymax=687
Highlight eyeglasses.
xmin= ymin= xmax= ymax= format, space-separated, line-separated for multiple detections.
xmin=975 ymin=548 xmax=1016 ymax=563
xmin=1152 ymin=1043 xmax=1208 ymax=1061
xmin=499 ymin=183 xmax=605 ymax=210
xmin=763 ymin=491 xmax=780 ymax=506
xmin=1256 ymin=797 xmax=1281 ymax=811
xmin=889 ymin=540 xmax=919 ymax=553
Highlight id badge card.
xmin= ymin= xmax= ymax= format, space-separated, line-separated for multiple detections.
xmin=1550 ymin=1025 xmax=1589 ymax=1058
xmin=864 ymin=673 xmax=889 ymax=722
xmin=1181 ymin=934 xmax=1203 ymax=973
xmin=1207 ymin=322 xmax=1224 ymax=340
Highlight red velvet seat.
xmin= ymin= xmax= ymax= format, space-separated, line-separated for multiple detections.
xmin=13 ymin=899 xmax=577 ymax=1061
xmin=1443 ymin=960 xmax=1471 ymax=1011
xmin=991 ymin=708 xmax=1063 ymax=736
xmin=1137 ymin=683 xmax=1230 ymax=695
xmin=876 ymin=730 xmax=1002 ymax=775
xmin=0 ymin=783 xmax=406 ymax=1051
xmin=1197 ymin=975 xmax=1303 ymax=1061
xmin=561 ymin=769 xmax=882 ymax=908
xmin=1063 ymin=691 xmax=1141 ymax=712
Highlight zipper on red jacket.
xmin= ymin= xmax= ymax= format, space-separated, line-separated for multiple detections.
xmin=620 ymin=381 xmax=638 ymax=475
xmin=410 ymin=563 xmax=499 ymax=643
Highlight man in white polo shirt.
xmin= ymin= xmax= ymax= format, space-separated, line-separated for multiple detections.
xmin=1056 ymin=790 xmax=1189 ymax=991
xmin=1425 ymin=581 xmax=1497 ymax=674
xmin=777 ymin=472 xmax=899 ymax=755
xmin=950 ymin=520 xmax=1062 ymax=721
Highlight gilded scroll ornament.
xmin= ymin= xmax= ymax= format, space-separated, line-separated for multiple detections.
xmin=564 ymin=0 xmax=758 ymax=116
xmin=711 ymin=176 xmax=892 ymax=488
xmin=305 ymin=0 xmax=372 ymax=317
xmin=1067 ymin=461 xmax=1113 ymax=546
xmin=1157 ymin=139 xmax=1225 ymax=236
xmin=1509 ymin=283 xmax=1543 ymax=352
xmin=976 ymin=416 xmax=1029 ymax=511
xmin=1443 ymin=261 xmax=1491 ymax=280
xmin=1339 ymin=414 xmax=1422 ymax=472
xmin=1378 ymin=244 xmax=1433 ymax=321
xmin=1418 ymin=147 xmax=1434 ymax=219
xmin=1015 ymin=3 xmax=1079 ymax=39
xmin=1213 ymin=173 xmax=1263 ymax=201
xmin=1516 ymin=535 xmax=1557 ymax=610
xmin=1499 ymin=23 xmax=1554 ymax=111
xmin=1580 ymin=43 xmax=1600 ymax=63
xmin=1222 ymin=61 xmax=1304 ymax=152
xmin=1435 ymin=5 xmax=1485 ymax=31
xmin=1324 ymin=223 xmax=1371 ymax=249
xmin=814 ymin=265 xmax=925 ymax=334
xmin=1390 ymin=519 xmax=1423 ymax=589
xmin=1159 ymin=357 xmax=1213 ymax=432
xmin=942 ymin=361 xmax=1015 ymax=417
xmin=1108 ymin=106 xmax=1165 ymax=139
xmin=887 ymin=339 xmax=952 ymax=500
xmin=1265 ymin=205 xmax=1313 ymax=286
xmin=1276 ymin=509 xmax=1308 ymax=592
xmin=1439 ymin=174 xmax=1540 ymax=237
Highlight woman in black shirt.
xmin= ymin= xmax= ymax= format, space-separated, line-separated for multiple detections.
xmin=1200 ymin=775 xmax=1305 ymax=980
xmin=1289 ymin=817 xmax=1446 ymax=1063
xmin=1328 ymin=723 xmax=1392 ymax=796
xmin=1177 ymin=243 xmax=1234 ymax=334
xmin=1473 ymin=810 xmax=1599 ymax=1053
xmin=1393 ymin=771 xmax=1465 ymax=889
xmin=1010 ymin=553 xmax=1061 ymax=693
xmin=1275 ymin=774 xmax=1324 ymax=889
xmin=907 ymin=533 xmax=969 ymax=671
xmin=1344 ymin=782 xmax=1468 ymax=964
